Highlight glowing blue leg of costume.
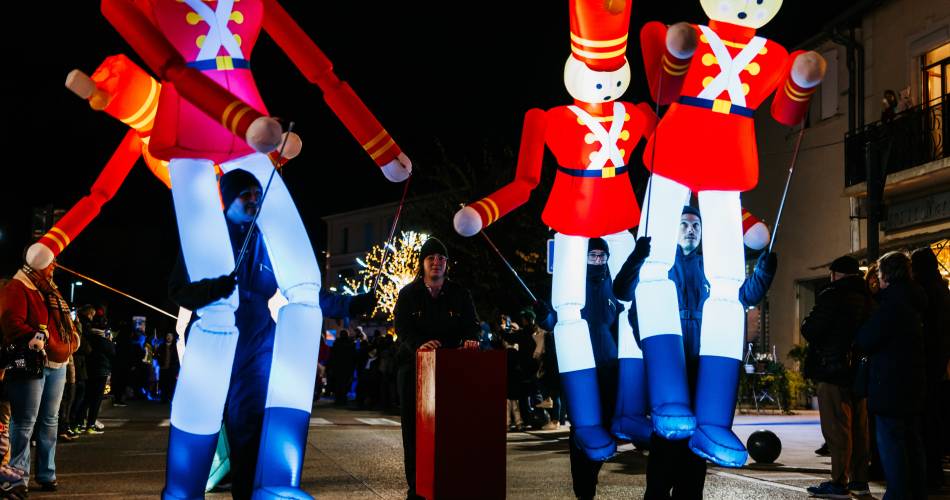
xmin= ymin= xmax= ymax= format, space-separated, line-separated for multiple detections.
xmin=635 ymin=175 xmax=695 ymax=440
xmin=552 ymin=233 xmax=615 ymax=461
xmin=602 ymin=231 xmax=650 ymax=446
xmin=164 ymin=158 xmax=240 ymax=500
xmin=689 ymin=191 xmax=748 ymax=468
xmin=222 ymin=155 xmax=323 ymax=499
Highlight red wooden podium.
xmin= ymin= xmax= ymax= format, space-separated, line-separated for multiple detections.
xmin=416 ymin=348 xmax=506 ymax=500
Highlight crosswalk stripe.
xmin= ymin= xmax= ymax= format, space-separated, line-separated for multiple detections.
xmin=309 ymin=418 xmax=333 ymax=426
xmin=354 ymin=418 xmax=400 ymax=426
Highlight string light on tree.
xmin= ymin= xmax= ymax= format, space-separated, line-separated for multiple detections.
xmin=343 ymin=231 xmax=428 ymax=320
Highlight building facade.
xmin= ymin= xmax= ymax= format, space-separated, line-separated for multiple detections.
xmin=322 ymin=201 xmax=398 ymax=292
xmin=744 ymin=0 xmax=950 ymax=365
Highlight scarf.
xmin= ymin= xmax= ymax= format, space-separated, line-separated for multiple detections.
xmin=22 ymin=265 xmax=77 ymax=343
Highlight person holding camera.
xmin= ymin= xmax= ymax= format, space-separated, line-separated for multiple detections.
xmin=0 ymin=258 xmax=80 ymax=493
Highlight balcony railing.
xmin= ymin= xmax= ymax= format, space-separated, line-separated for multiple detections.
xmin=845 ymin=94 xmax=947 ymax=187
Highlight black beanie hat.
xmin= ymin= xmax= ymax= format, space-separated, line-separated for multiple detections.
xmin=681 ymin=205 xmax=701 ymax=219
xmin=419 ymin=237 xmax=448 ymax=264
xmin=588 ymin=237 xmax=609 ymax=255
xmin=829 ymin=255 xmax=860 ymax=275
xmin=219 ymin=169 xmax=262 ymax=209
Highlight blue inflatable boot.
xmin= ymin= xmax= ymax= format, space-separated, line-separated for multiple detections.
xmin=561 ymin=367 xmax=616 ymax=461
xmin=163 ymin=426 xmax=220 ymax=500
xmin=252 ymin=407 xmax=313 ymax=500
xmin=688 ymin=356 xmax=747 ymax=468
xmin=610 ymin=357 xmax=652 ymax=446
xmin=641 ymin=334 xmax=696 ymax=440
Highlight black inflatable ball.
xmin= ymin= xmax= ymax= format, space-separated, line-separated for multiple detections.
xmin=746 ymin=429 xmax=782 ymax=464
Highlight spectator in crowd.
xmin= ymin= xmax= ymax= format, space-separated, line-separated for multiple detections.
xmin=856 ymin=251 xmax=927 ymax=500
xmin=0 ymin=258 xmax=80 ymax=492
xmin=615 ymin=206 xmax=776 ymax=499
xmin=77 ymin=316 xmax=115 ymax=435
xmin=910 ymin=246 xmax=950 ymax=491
xmin=393 ymin=237 xmax=480 ymax=500
xmin=67 ymin=305 xmax=94 ymax=437
xmin=155 ymin=333 xmax=180 ymax=404
xmin=57 ymin=345 xmax=78 ymax=443
xmin=328 ymin=329 xmax=356 ymax=405
xmin=801 ymin=256 xmax=874 ymax=498
xmin=111 ymin=327 xmax=144 ymax=407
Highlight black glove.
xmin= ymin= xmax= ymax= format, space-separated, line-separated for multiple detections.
xmin=756 ymin=251 xmax=778 ymax=276
xmin=208 ymin=273 xmax=238 ymax=301
xmin=631 ymin=236 xmax=652 ymax=262
xmin=348 ymin=293 xmax=377 ymax=316
xmin=532 ymin=300 xmax=552 ymax=323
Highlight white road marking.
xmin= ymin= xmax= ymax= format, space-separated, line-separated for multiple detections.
xmin=310 ymin=417 xmax=333 ymax=426
xmin=355 ymin=418 xmax=400 ymax=426
xmin=712 ymin=470 xmax=808 ymax=493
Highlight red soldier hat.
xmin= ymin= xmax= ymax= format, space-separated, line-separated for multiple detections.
xmin=569 ymin=0 xmax=632 ymax=72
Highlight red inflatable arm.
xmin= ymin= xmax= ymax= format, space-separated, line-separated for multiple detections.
xmin=35 ymin=130 xmax=142 ymax=260
xmin=770 ymin=50 xmax=817 ymax=126
xmin=100 ymin=0 xmax=269 ymax=148
xmin=464 ymin=109 xmax=548 ymax=230
xmin=261 ymin=0 xmax=403 ymax=166
xmin=641 ymin=22 xmax=691 ymax=106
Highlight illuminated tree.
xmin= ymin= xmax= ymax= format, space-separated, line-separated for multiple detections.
xmin=343 ymin=230 xmax=428 ymax=320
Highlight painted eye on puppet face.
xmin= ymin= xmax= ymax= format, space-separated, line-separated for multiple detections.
xmin=596 ymin=83 xmax=603 ymax=90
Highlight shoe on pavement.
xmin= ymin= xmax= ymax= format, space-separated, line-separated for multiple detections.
xmin=807 ymin=481 xmax=849 ymax=499
xmin=541 ymin=421 xmax=560 ymax=431
xmin=85 ymin=427 xmax=104 ymax=435
xmin=93 ymin=421 xmax=105 ymax=431
xmin=57 ymin=432 xmax=76 ymax=442
xmin=38 ymin=480 xmax=58 ymax=492
xmin=815 ymin=442 xmax=830 ymax=456
xmin=847 ymin=481 xmax=870 ymax=496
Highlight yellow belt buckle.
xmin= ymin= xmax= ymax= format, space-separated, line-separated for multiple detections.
xmin=601 ymin=167 xmax=616 ymax=178
xmin=216 ymin=56 xmax=234 ymax=70
xmin=712 ymin=99 xmax=732 ymax=114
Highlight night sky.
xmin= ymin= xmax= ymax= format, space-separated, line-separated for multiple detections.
xmin=2 ymin=1 xmax=850 ymax=329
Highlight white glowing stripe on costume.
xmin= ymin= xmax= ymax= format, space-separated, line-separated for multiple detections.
xmin=696 ymin=25 xmax=766 ymax=107
xmin=551 ymin=233 xmax=596 ymax=373
xmin=602 ymin=230 xmax=641 ymax=359
xmin=185 ymin=0 xmax=244 ymax=61
xmin=634 ymin=175 xmax=691 ymax=341
xmin=568 ymin=102 xmax=626 ymax=170
xmin=218 ymin=154 xmax=323 ymax=412
xmin=168 ymin=158 xmax=239 ymax=435
xmin=697 ymin=190 xmax=745 ymax=360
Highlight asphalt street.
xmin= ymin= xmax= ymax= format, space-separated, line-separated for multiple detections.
xmin=30 ymin=399 xmax=950 ymax=499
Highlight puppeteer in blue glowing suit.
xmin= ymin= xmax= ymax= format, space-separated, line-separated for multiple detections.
xmin=619 ymin=206 xmax=776 ymax=474
xmin=169 ymin=169 xmax=376 ymax=499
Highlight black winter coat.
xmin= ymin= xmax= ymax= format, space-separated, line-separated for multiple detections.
xmin=800 ymin=275 xmax=873 ymax=386
xmin=917 ymin=277 xmax=950 ymax=382
xmin=855 ymin=281 xmax=927 ymax=417
xmin=393 ymin=278 xmax=480 ymax=368
xmin=84 ymin=330 xmax=116 ymax=378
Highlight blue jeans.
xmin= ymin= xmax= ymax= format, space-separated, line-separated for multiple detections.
xmin=7 ymin=365 xmax=67 ymax=484
xmin=875 ymin=415 xmax=927 ymax=500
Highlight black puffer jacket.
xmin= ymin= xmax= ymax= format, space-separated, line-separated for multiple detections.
xmin=801 ymin=275 xmax=873 ymax=386
xmin=855 ymin=281 xmax=927 ymax=416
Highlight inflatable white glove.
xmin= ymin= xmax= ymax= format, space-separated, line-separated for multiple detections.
xmin=453 ymin=206 xmax=483 ymax=237
xmin=26 ymin=243 xmax=54 ymax=271
xmin=381 ymin=153 xmax=412 ymax=182
xmin=743 ymin=221 xmax=771 ymax=251
xmin=791 ymin=51 xmax=827 ymax=89
xmin=246 ymin=116 xmax=283 ymax=153
xmin=666 ymin=22 xmax=697 ymax=60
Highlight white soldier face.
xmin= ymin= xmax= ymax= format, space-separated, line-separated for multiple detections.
xmin=563 ymin=56 xmax=631 ymax=104
xmin=700 ymin=0 xmax=782 ymax=29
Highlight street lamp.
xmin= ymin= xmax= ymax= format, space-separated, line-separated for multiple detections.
xmin=70 ymin=281 xmax=83 ymax=303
